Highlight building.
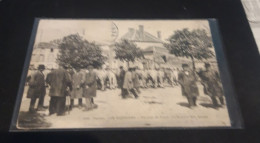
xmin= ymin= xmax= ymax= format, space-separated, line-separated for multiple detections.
xmin=121 ymin=25 xmax=181 ymax=69
xmin=29 ymin=42 xmax=59 ymax=70
xmin=121 ymin=25 xmax=164 ymax=49
xmin=99 ymin=45 xmax=125 ymax=69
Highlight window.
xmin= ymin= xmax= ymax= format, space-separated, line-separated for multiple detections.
xmin=39 ymin=54 xmax=45 ymax=62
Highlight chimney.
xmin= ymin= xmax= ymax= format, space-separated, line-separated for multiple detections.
xmin=139 ymin=25 xmax=144 ymax=32
xmin=157 ymin=31 xmax=161 ymax=39
xmin=139 ymin=25 xmax=144 ymax=39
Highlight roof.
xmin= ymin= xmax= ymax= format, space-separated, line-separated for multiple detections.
xmin=35 ymin=42 xmax=58 ymax=49
xmin=143 ymin=46 xmax=168 ymax=53
xmin=121 ymin=27 xmax=163 ymax=43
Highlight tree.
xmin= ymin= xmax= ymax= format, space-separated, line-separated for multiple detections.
xmin=114 ymin=40 xmax=144 ymax=66
xmin=164 ymin=28 xmax=215 ymax=70
xmin=57 ymin=34 xmax=106 ymax=69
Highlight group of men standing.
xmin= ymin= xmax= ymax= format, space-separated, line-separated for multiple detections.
xmin=118 ymin=66 xmax=140 ymax=99
xmin=25 ymin=61 xmax=225 ymax=116
xmin=178 ymin=63 xmax=225 ymax=109
xmin=116 ymin=62 xmax=225 ymax=109
xmin=26 ymin=65 xmax=98 ymax=116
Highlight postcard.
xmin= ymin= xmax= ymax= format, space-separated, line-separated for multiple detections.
xmin=10 ymin=19 xmax=242 ymax=130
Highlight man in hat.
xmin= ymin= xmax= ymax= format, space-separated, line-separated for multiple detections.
xmin=27 ymin=64 xmax=46 ymax=113
xmin=82 ymin=65 xmax=98 ymax=111
xmin=118 ymin=66 xmax=128 ymax=98
xmin=178 ymin=64 xmax=199 ymax=108
xmin=198 ymin=63 xmax=224 ymax=108
xmin=46 ymin=65 xmax=72 ymax=116
xmin=123 ymin=67 xmax=139 ymax=98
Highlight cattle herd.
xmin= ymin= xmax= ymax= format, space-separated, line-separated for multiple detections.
xmin=94 ymin=67 xmax=179 ymax=90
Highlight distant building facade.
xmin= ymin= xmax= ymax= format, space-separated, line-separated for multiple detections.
xmin=121 ymin=25 xmax=166 ymax=69
xmin=121 ymin=25 xmax=164 ymax=49
xmin=121 ymin=25 xmax=182 ymax=69
xmin=29 ymin=42 xmax=59 ymax=70
xmin=99 ymin=45 xmax=125 ymax=69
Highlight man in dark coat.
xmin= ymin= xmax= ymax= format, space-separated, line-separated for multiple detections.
xmin=178 ymin=64 xmax=199 ymax=108
xmin=123 ymin=68 xmax=139 ymax=99
xmin=27 ymin=64 xmax=46 ymax=113
xmin=82 ymin=65 xmax=98 ymax=111
xmin=198 ymin=63 xmax=224 ymax=108
xmin=118 ymin=66 xmax=128 ymax=98
xmin=46 ymin=66 xmax=72 ymax=116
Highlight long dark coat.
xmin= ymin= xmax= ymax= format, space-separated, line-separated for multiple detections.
xmin=178 ymin=70 xmax=199 ymax=97
xmin=198 ymin=70 xmax=223 ymax=97
xmin=71 ymin=71 xmax=84 ymax=99
xmin=27 ymin=71 xmax=46 ymax=98
xmin=118 ymin=69 xmax=125 ymax=88
xmin=46 ymin=68 xmax=72 ymax=97
xmin=82 ymin=72 xmax=97 ymax=98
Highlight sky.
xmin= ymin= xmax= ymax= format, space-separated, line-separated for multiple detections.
xmin=34 ymin=19 xmax=211 ymax=45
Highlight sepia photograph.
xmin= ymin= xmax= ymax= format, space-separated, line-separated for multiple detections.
xmin=13 ymin=19 xmax=231 ymax=130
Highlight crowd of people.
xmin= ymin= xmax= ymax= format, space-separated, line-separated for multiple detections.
xmin=25 ymin=62 xmax=225 ymax=116
xmin=26 ymin=65 xmax=98 ymax=116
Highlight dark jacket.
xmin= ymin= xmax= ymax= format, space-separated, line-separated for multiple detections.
xmin=46 ymin=68 xmax=72 ymax=97
xmin=118 ymin=69 xmax=125 ymax=88
xmin=178 ymin=70 xmax=199 ymax=97
xmin=27 ymin=71 xmax=46 ymax=98
xmin=198 ymin=69 xmax=223 ymax=97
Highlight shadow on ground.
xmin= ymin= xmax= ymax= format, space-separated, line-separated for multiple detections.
xmin=199 ymin=103 xmax=218 ymax=109
xmin=177 ymin=102 xmax=190 ymax=108
xmin=144 ymin=101 xmax=162 ymax=104
xmin=17 ymin=111 xmax=52 ymax=129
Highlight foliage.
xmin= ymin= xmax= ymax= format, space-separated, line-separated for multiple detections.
xmin=114 ymin=40 xmax=144 ymax=63
xmin=164 ymin=28 xmax=215 ymax=69
xmin=57 ymin=34 xmax=106 ymax=69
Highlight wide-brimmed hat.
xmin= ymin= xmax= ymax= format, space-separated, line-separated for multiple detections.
xmin=38 ymin=64 xmax=45 ymax=70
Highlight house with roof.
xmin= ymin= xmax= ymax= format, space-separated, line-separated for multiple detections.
xmin=121 ymin=25 xmax=179 ymax=69
xmin=121 ymin=25 xmax=164 ymax=50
